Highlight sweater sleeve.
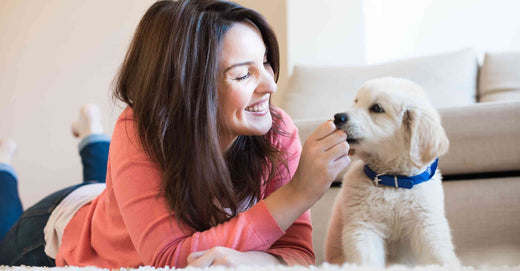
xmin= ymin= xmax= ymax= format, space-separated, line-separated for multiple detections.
xmin=264 ymin=108 xmax=315 ymax=266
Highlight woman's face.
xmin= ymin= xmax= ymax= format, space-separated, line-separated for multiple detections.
xmin=218 ymin=22 xmax=277 ymax=150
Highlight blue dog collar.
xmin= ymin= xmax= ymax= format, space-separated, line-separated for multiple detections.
xmin=363 ymin=158 xmax=439 ymax=189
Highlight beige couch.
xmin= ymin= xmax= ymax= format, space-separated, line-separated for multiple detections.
xmin=278 ymin=49 xmax=520 ymax=267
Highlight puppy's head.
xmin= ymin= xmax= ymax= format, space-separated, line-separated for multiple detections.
xmin=334 ymin=77 xmax=449 ymax=170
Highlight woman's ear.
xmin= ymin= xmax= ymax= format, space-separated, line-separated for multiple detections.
xmin=404 ymin=107 xmax=449 ymax=168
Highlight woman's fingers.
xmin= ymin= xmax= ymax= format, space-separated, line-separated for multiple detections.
xmin=333 ymin=151 xmax=351 ymax=172
xmin=187 ymin=250 xmax=214 ymax=267
xmin=187 ymin=247 xmax=247 ymax=267
xmin=326 ymin=140 xmax=349 ymax=161
xmin=307 ymin=120 xmax=337 ymax=141
xmin=300 ymin=120 xmax=350 ymax=179
xmin=321 ymin=130 xmax=348 ymax=152
xmin=306 ymin=121 xmax=347 ymax=153
xmin=325 ymin=140 xmax=350 ymax=177
xmin=187 ymin=250 xmax=204 ymax=263
xmin=188 ymin=254 xmax=214 ymax=267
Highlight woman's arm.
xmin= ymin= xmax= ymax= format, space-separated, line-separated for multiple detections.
xmin=261 ymin=109 xmax=348 ymax=266
xmin=261 ymin=112 xmax=349 ymax=265
xmin=264 ymin=119 xmax=349 ymax=231
xmin=266 ymin=210 xmax=314 ymax=266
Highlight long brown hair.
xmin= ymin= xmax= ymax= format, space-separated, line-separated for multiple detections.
xmin=114 ymin=0 xmax=287 ymax=231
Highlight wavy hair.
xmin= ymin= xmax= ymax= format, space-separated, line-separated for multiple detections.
xmin=113 ymin=0 xmax=287 ymax=231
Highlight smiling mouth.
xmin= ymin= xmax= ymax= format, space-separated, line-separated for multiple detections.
xmin=245 ymin=100 xmax=268 ymax=112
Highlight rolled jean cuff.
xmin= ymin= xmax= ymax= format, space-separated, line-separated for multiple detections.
xmin=0 ymin=163 xmax=18 ymax=180
xmin=78 ymin=134 xmax=111 ymax=153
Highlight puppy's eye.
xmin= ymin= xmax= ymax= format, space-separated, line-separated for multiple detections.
xmin=354 ymin=98 xmax=358 ymax=104
xmin=370 ymin=104 xmax=384 ymax=113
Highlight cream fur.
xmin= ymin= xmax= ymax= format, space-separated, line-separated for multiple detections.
xmin=325 ymin=77 xmax=458 ymax=268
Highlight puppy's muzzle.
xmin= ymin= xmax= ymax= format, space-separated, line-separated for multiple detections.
xmin=334 ymin=112 xmax=359 ymax=144
xmin=334 ymin=113 xmax=348 ymax=127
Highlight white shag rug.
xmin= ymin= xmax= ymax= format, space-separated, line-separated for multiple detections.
xmin=2 ymin=264 xmax=520 ymax=271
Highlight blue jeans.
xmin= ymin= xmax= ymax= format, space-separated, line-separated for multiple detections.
xmin=0 ymin=134 xmax=110 ymax=266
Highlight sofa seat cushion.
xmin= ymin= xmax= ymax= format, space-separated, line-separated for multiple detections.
xmin=479 ymin=51 xmax=520 ymax=103
xmin=281 ymin=49 xmax=478 ymax=120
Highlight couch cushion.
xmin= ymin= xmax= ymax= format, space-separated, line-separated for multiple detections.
xmin=439 ymin=101 xmax=520 ymax=175
xmin=479 ymin=51 xmax=520 ymax=102
xmin=281 ymin=49 xmax=478 ymax=120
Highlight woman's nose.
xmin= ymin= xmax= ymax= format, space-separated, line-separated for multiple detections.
xmin=258 ymin=66 xmax=277 ymax=94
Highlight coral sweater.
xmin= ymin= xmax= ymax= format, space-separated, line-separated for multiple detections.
xmin=56 ymin=107 xmax=314 ymax=268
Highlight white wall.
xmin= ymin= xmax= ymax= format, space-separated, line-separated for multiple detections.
xmin=285 ymin=0 xmax=520 ymax=68
xmin=0 ymin=0 xmax=154 ymax=207
xmin=363 ymin=0 xmax=520 ymax=64
xmin=287 ymin=0 xmax=366 ymax=68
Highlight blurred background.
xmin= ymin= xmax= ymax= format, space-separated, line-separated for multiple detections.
xmin=1 ymin=0 xmax=519 ymax=207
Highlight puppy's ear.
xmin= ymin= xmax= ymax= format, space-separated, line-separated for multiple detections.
xmin=404 ymin=107 xmax=449 ymax=167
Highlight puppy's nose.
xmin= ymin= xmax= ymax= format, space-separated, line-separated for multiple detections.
xmin=334 ymin=113 xmax=348 ymax=126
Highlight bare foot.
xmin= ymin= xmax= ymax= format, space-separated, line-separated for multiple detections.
xmin=71 ymin=104 xmax=104 ymax=140
xmin=0 ymin=139 xmax=17 ymax=165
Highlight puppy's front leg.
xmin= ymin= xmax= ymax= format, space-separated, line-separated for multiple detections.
xmin=410 ymin=216 xmax=459 ymax=266
xmin=342 ymin=225 xmax=386 ymax=267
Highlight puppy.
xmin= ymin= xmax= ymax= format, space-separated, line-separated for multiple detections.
xmin=324 ymin=77 xmax=459 ymax=267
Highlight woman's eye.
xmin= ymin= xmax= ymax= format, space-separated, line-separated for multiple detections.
xmin=235 ymin=72 xmax=251 ymax=81
xmin=370 ymin=104 xmax=384 ymax=113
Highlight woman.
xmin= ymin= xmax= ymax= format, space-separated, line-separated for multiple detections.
xmin=0 ymin=0 xmax=350 ymax=268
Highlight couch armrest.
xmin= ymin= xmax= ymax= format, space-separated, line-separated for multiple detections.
xmin=439 ymin=101 xmax=520 ymax=175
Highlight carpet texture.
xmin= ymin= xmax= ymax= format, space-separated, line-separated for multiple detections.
xmin=2 ymin=264 xmax=520 ymax=271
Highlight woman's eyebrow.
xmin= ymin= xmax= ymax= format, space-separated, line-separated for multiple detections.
xmin=224 ymin=61 xmax=254 ymax=73
xmin=223 ymin=50 xmax=268 ymax=73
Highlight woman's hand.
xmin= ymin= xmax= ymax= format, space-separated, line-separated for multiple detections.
xmin=292 ymin=120 xmax=350 ymax=202
xmin=187 ymin=247 xmax=281 ymax=267
xmin=265 ymin=120 xmax=350 ymax=230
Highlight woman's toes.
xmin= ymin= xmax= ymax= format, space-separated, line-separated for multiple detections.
xmin=72 ymin=104 xmax=104 ymax=139
xmin=71 ymin=121 xmax=80 ymax=138
xmin=0 ymin=139 xmax=17 ymax=165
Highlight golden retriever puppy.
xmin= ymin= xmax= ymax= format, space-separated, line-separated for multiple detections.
xmin=325 ymin=77 xmax=459 ymax=267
